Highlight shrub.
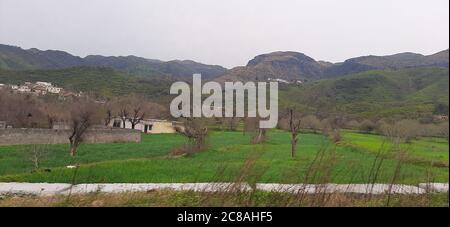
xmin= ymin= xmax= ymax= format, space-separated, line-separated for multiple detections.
xmin=175 ymin=117 xmax=209 ymax=154
xmin=359 ymin=120 xmax=376 ymax=133
xmin=345 ymin=120 xmax=361 ymax=130
xmin=301 ymin=115 xmax=323 ymax=132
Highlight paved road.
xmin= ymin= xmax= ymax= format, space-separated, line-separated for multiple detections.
xmin=0 ymin=182 xmax=447 ymax=197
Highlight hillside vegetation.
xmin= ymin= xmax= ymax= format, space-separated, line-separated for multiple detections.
xmin=1 ymin=44 xmax=449 ymax=119
xmin=1 ymin=66 xmax=448 ymax=118
xmin=280 ymin=68 xmax=449 ymax=118
xmin=0 ymin=44 xmax=227 ymax=79
xmin=217 ymin=49 xmax=449 ymax=82
xmin=0 ymin=67 xmax=173 ymax=98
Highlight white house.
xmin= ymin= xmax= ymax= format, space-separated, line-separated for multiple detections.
xmin=17 ymin=85 xmax=31 ymax=93
xmin=35 ymin=81 xmax=62 ymax=94
xmin=36 ymin=81 xmax=52 ymax=87
xmin=33 ymin=88 xmax=47 ymax=95
xmin=47 ymin=86 xmax=62 ymax=94
xmin=109 ymin=118 xmax=180 ymax=134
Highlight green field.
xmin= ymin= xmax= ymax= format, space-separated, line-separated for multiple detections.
xmin=342 ymin=132 xmax=449 ymax=165
xmin=0 ymin=131 xmax=448 ymax=184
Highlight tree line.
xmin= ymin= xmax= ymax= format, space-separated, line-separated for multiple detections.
xmin=0 ymin=89 xmax=167 ymax=155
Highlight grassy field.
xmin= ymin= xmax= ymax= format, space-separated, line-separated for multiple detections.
xmin=0 ymin=130 xmax=448 ymax=184
xmin=342 ymin=132 xmax=449 ymax=165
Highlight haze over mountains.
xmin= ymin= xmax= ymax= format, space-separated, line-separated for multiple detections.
xmin=1 ymin=44 xmax=448 ymax=82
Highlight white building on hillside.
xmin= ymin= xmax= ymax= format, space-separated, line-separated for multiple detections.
xmin=36 ymin=81 xmax=52 ymax=87
xmin=47 ymin=86 xmax=62 ymax=94
xmin=17 ymin=85 xmax=31 ymax=92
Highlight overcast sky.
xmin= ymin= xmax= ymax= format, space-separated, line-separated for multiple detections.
xmin=0 ymin=0 xmax=448 ymax=68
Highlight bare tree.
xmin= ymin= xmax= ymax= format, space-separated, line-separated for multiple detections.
xmin=113 ymin=94 xmax=165 ymax=129
xmin=100 ymin=100 xmax=116 ymax=127
xmin=380 ymin=119 xmax=422 ymax=143
xmin=439 ymin=122 xmax=449 ymax=141
xmin=118 ymin=108 xmax=129 ymax=129
xmin=345 ymin=119 xmax=361 ymax=130
xmin=104 ymin=109 xmax=113 ymax=126
xmin=175 ymin=117 xmax=209 ymax=154
xmin=252 ymin=116 xmax=267 ymax=144
xmin=68 ymin=99 xmax=97 ymax=156
xmin=289 ymin=109 xmax=302 ymax=157
xmin=39 ymin=100 xmax=68 ymax=129
xmin=242 ymin=116 xmax=268 ymax=144
xmin=0 ymin=90 xmax=46 ymax=128
xmin=129 ymin=106 xmax=145 ymax=129
xmin=300 ymin=115 xmax=323 ymax=133
xmin=359 ymin=119 xmax=377 ymax=133
xmin=252 ymin=128 xmax=267 ymax=144
xmin=122 ymin=95 xmax=147 ymax=129
xmin=322 ymin=116 xmax=345 ymax=144
xmin=29 ymin=144 xmax=48 ymax=171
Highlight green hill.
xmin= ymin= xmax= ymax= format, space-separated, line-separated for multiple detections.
xmin=0 ymin=44 xmax=227 ymax=79
xmin=216 ymin=49 xmax=448 ymax=82
xmin=280 ymin=67 xmax=449 ymax=118
xmin=0 ymin=66 xmax=173 ymax=98
xmin=1 ymin=66 xmax=447 ymax=119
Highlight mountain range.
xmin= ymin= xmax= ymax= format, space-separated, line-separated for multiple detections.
xmin=0 ymin=44 xmax=227 ymax=79
xmin=217 ymin=49 xmax=449 ymax=82
xmin=0 ymin=43 xmax=448 ymax=118
xmin=1 ymin=44 xmax=448 ymax=82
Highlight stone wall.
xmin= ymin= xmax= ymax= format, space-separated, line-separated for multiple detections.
xmin=0 ymin=128 xmax=141 ymax=146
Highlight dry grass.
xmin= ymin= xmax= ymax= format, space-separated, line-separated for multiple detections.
xmin=0 ymin=190 xmax=447 ymax=207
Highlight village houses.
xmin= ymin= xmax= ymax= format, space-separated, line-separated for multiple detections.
xmin=1 ymin=81 xmax=64 ymax=96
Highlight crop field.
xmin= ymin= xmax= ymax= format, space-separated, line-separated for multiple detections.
xmin=0 ymin=130 xmax=447 ymax=185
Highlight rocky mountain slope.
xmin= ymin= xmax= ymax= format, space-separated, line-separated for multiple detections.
xmin=217 ymin=49 xmax=449 ymax=82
